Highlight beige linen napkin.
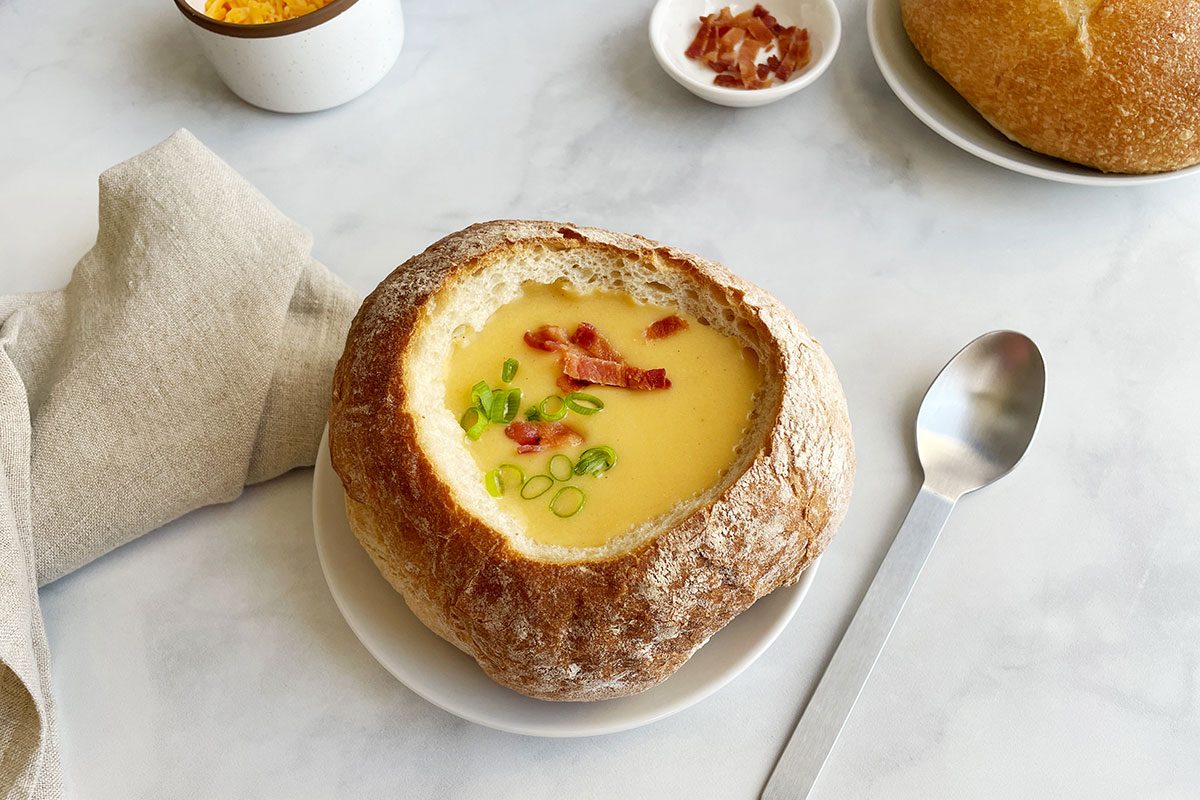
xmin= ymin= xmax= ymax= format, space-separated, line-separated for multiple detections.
xmin=0 ymin=130 xmax=358 ymax=799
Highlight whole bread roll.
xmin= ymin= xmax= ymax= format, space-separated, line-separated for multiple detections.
xmin=901 ymin=0 xmax=1200 ymax=174
xmin=329 ymin=220 xmax=855 ymax=700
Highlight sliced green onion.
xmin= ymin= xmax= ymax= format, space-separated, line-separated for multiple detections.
xmin=503 ymin=389 xmax=522 ymax=422
xmin=574 ymin=445 xmax=616 ymax=476
xmin=459 ymin=407 xmax=488 ymax=440
xmin=550 ymin=486 xmax=586 ymax=518
xmin=501 ymin=358 xmax=519 ymax=383
xmin=520 ymin=474 xmax=554 ymax=500
xmin=537 ymin=394 xmax=568 ymax=421
xmin=470 ymin=381 xmax=493 ymax=413
xmin=484 ymin=464 xmax=525 ymax=497
xmin=524 ymin=406 xmax=543 ymax=422
xmin=488 ymin=388 xmax=522 ymax=423
xmin=564 ymin=392 xmax=604 ymax=415
xmin=548 ymin=454 xmax=574 ymax=481
xmin=487 ymin=390 xmax=505 ymax=422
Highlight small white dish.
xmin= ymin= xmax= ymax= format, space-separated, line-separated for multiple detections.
xmin=649 ymin=0 xmax=841 ymax=108
xmin=311 ymin=427 xmax=820 ymax=737
xmin=867 ymin=0 xmax=1200 ymax=186
xmin=174 ymin=0 xmax=403 ymax=113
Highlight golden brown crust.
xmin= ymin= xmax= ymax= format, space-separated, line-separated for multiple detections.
xmin=329 ymin=220 xmax=854 ymax=700
xmin=901 ymin=0 xmax=1200 ymax=174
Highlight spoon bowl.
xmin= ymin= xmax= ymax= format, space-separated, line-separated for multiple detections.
xmin=916 ymin=331 xmax=1046 ymax=499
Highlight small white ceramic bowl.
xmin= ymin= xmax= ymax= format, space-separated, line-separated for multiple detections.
xmin=174 ymin=0 xmax=404 ymax=114
xmin=649 ymin=0 xmax=840 ymax=108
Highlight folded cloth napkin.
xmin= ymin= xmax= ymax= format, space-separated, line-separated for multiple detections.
xmin=0 ymin=130 xmax=358 ymax=799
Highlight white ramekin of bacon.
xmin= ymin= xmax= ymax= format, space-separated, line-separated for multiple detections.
xmin=649 ymin=0 xmax=840 ymax=107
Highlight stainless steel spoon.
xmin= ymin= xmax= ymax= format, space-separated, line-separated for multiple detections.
xmin=762 ymin=330 xmax=1046 ymax=800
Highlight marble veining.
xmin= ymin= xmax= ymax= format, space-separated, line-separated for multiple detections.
xmin=3 ymin=0 xmax=1200 ymax=797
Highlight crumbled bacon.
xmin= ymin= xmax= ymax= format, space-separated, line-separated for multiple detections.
xmin=745 ymin=16 xmax=772 ymax=44
xmin=503 ymin=420 xmax=583 ymax=454
xmin=569 ymin=322 xmax=623 ymax=362
xmin=683 ymin=4 xmax=810 ymax=90
xmin=626 ymin=367 xmax=671 ymax=390
xmin=685 ymin=15 xmax=716 ymax=59
xmin=775 ymin=27 xmax=810 ymax=82
xmin=561 ymin=351 xmax=673 ymax=390
xmin=646 ymin=314 xmax=689 ymax=340
xmin=523 ymin=321 xmax=672 ymax=392
xmin=557 ymin=373 xmax=590 ymax=394
xmin=523 ymin=325 xmax=571 ymax=352
xmin=737 ymin=38 xmax=766 ymax=89
xmin=562 ymin=351 xmax=628 ymax=387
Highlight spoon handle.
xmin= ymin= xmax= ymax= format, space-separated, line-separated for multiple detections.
xmin=761 ymin=485 xmax=956 ymax=800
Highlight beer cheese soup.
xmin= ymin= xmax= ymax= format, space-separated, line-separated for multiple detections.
xmin=445 ymin=282 xmax=761 ymax=548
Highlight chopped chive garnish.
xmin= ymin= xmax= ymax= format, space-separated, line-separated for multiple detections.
xmin=471 ymin=381 xmax=493 ymax=413
xmin=550 ymin=486 xmax=586 ymax=518
xmin=520 ymin=474 xmax=554 ymax=500
xmin=524 ymin=406 xmax=543 ymax=421
xmin=460 ymin=407 xmax=488 ymax=440
xmin=564 ymin=392 xmax=604 ymax=415
xmin=538 ymin=395 xmax=568 ymax=421
xmin=485 ymin=464 xmax=525 ymax=497
xmin=574 ymin=445 xmax=616 ymax=476
xmin=548 ymin=454 xmax=574 ymax=481
xmin=501 ymin=358 xmax=519 ymax=383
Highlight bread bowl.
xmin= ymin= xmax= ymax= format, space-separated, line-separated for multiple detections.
xmin=328 ymin=220 xmax=854 ymax=701
xmin=900 ymin=0 xmax=1200 ymax=174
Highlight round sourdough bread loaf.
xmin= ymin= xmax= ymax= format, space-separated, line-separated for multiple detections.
xmin=901 ymin=0 xmax=1200 ymax=174
xmin=328 ymin=220 xmax=854 ymax=701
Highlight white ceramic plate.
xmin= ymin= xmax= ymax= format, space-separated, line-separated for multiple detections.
xmin=312 ymin=427 xmax=819 ymax=737
xmin=867 ymin=0 xmax=1200 ymax=186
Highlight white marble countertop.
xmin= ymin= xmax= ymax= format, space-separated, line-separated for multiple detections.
xmin=4 ymin=0 xmax=1199 ymax=797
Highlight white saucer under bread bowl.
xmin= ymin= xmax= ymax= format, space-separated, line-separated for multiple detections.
xmin=173 ymin=0 xmax=403 ymax=113
xmin=649 ymin=0 xmax=841 ymax=108
xmin=312 ymin=428 xmax=819 ymax=736
xmin=867 ymin=0 xmax=1200 ymax=186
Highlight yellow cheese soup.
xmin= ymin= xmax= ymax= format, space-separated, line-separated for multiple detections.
xmin=444 ymin=282 xmax=761 ymax=548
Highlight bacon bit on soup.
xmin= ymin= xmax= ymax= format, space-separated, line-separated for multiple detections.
xmin=684 ymin=4 xmax=810 ymax=90
xmin=561 ymin=350 xmax=673 ymax=391
xmin=557 ymin=373 xmax=591 ymax=395
xmin=625 ymin=366 xmax=672 ymax=390
xmin=504 ymin=420 xmax=584 ymax=454
xmin=523 ymin=325 xmax=572 ymax=352
xmin=524 ymin=322 xmax=672 ymax=391
xmin=569 ymin=322 xmax=623 ymax=362
xmin=646 ymin=314 xmax=689 ymax=340
xmin=561 ymin=351 xmax=626 ymax=387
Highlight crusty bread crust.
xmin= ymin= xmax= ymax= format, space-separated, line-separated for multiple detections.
xmin=329 ymin=221 xmax=854 ymax=701
xmin=901 ymin=0 xmax=1200 ymax=174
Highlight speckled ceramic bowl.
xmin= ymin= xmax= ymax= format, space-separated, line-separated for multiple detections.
xmin=174 ymin=0 xmax=404 ymax=113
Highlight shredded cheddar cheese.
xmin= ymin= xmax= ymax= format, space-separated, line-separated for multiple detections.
xmin=204 ymin=0 xmax=334 ymax=24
